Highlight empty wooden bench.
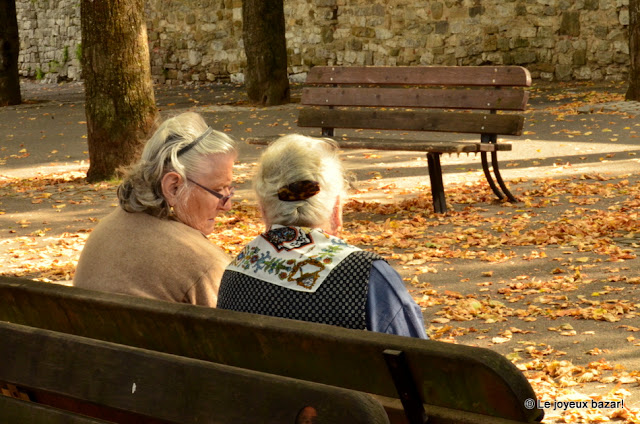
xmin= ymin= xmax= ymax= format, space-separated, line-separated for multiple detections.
xmin=0 ymin=276 xmax=544 ymax=424
xmin=251 ymin=65 xmax=531 ymax=213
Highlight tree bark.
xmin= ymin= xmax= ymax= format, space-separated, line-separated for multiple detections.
xmin=242 ymin=0 xmax=290 ymax=106
xmin=0 ymin=0 xmax=22 ymax=106
xmin=627 ymin=0 xmax=640 ymax=100
xmin=81 ymin=0 xmax=158 ymax=182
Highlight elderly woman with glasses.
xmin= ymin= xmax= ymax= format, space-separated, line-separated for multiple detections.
xmin=74 ymin=112 xmax=236 ymax=307
xmin=217 ymin=134 xmax=428 ymax=338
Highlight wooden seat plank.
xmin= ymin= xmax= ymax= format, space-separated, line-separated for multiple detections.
xmin=0 ymin=395 xmax=111 ymax=424
xmin=0 ymin=320 xmax=389 ymax=424
xmin=302 ymin=87 xmax=530 ymax=111
xmin=305 ymin=66 xmax=532 ymax=87
xmin=0 ymin=277 xmax=544 ymax=424
xmin=298 ymin=108 xmax=525 ymax=135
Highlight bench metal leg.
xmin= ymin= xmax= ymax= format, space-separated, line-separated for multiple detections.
xmin=480 ymin=152 xmax=505 ymax=201
xmin=480 ymin=133 xmax=518 ymax=204
xmin=491 ymin=151 xmax=518 ymax=203
xmin=426 ymin=152 xmax=447 ymax=214
xmin=383 ymin=350 xmax=428 ymax=424
xmin=481 ymin=152 xmax=518 ymax=203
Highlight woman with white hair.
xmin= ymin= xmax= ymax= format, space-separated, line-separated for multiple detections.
xmin=74 ymin=112 xmax=236 ymax=307
xmin=218 ymin=134 xmax=427 ymax=338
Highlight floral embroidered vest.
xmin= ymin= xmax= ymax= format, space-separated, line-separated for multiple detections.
xmin=218 ymin=250 xmax=381 ymax=330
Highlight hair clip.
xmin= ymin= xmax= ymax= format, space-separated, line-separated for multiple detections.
xmin=277 ymin=180 xmax=321 ymax=201
xmin=176 ymin=127 xmax=213 ymax=156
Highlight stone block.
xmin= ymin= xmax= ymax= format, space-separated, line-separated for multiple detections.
xmin=483 ymin=36 xmax=497 ymax=51
xmin=594 ymin=25 xmax=609 ymax=38
xmin=513 ymin=38 xmax=529 ymax=48
xmin=607 ymin=28 xmax=627 ymax=41
xmin=575 ymin=66 xmax=592 ymax=80
xmin=419 ymin=51 xmax=435 ymax=64
xmin=619 ymin=8 xmax=629 ymax=25
xmin=573 ymin=49 xmax=587 ymax=66
xmin=348 ymin=38 xmax=363 ymax=51
xmin=559 ymin=11 xmax=580 ymax=36
xmin=372 ymin=4 xmax=385 ymax=16
xmin=364 ymin=51 xmax=373 ymax=65
xmin=596 ymin=50 xmax=613 ymax=64
xmin=540 ymin=72 xmax=553 ymax=81
xmin=351 ymin=27 xmax=375 ymax=38
xmin=614 ymin=52 xmax=629 ymax=63
xmin=431 ymin=2 xmax=444 ymax=20
xmin=367 ymin=16 xmax=384 ymax=27
xmin=536 ymin=62 xmax=555 ymax=73
xmin=375 ymin=28 xmax=393 ymax=40
xmin=321 ymin=26 xmax=334 ymax=43
xmin=558 ymin=0 xmax=572 ymax=10
xmin=435 ymin=21 xmax=449 ymax=34
xmin=484 ymin=25 xmax=499 ymax=35
xmin=613 ymin=40 xmax=629 ymax=54
xmin=556 ymin=39 xmax=571 ymax=53
xmin=512 ymin=50 xmax=537 ymax=64
xmin=469 ymin=5 xmax=483 ymax=17
xmin=555 ymin=64 xmax=573 ymax=81
xmin=584 ymin=0 xmax=599 ymax=10
xmin=531 ymin=37 xmax=556 ymax=49
xmin=497 ymin=38 xmax=510 ymax=51
xmin=557 ymin=53 xmax=572 ymax=65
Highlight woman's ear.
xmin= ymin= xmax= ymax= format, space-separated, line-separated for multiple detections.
xmin=330 ymin=195 xmax=343 ymax=235
xmin=161 ymin=172 xmax=183 ymax=207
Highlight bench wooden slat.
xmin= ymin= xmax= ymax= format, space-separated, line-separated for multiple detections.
xmin=305 ymin=66 xmax=532 ymax=87
xmin=302 ymin=87 xmax=530 ymax=111
xmin=0 ymin=395 xmax=111 ymax=424
xmin=0 ymin=278 xmax=544 ymax=424
xmin=246 ymin=136 xmax=512 ymax=153
xmin=0 ymin=321 xmax=389 ymax=424
xmin=298 ymin=108 xmax=525 ymax=136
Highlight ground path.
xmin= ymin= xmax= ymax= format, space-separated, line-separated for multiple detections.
xmin=1 ymin=80 xmax=640 ymax=422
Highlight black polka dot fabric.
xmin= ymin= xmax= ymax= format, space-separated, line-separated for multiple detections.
xmin=218 ymin=251 xmax=382 ymax=330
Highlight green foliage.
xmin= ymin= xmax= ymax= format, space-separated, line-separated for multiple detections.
xmin=49 ymin=60 xmax=60 ymax=73
xmin=75 ymin=44 xmax=82 ymax=62
xmin=63 ymin=46 xmax=69 ymax=63
xmin=35 ymin=68 xmax=44 ymax=80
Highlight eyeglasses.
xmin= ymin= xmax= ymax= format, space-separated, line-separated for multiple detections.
xmin=187 ymin=178 xmax=235 ymax=206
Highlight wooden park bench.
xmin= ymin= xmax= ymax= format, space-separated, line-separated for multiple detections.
xmin=0 ymin=276 xmax=544 ymax=424
xmin=250 ymin=65 xmax=531 ymax=213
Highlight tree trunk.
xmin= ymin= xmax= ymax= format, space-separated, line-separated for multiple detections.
xmin=0 ymin=0 xmax=21 ymax=106
xmin=81 ymin=0 xmax=158 ymax=182
xmin=242 ymin=0 xmax=290 ymax=106
xmin=627 ymin=0 xmax=640 ymax=100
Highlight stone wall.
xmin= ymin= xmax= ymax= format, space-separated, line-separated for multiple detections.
xmin=16 ymin=0 xmax=631 ymax=84
xmin=16 ymin=0 xmax=82 ymax=82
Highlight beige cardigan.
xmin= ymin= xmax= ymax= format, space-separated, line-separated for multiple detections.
xmin=74 ymin=207 xmax=230 ymax=307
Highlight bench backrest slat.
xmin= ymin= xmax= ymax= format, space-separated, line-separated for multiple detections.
xmin=0 ymin=395 xmax=110 ymax=424
xmin=0 ymin=278 xmax=543 ymax=423
xmin=302 ymin=87 xmax=530 ymax=111
xmin=298 ymin=109 xmax=525 ymax=135
xmin=0 ymin=321 xmax=389 ymax=424
xmin=305 ymin=66 xmax=532 ymax=87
